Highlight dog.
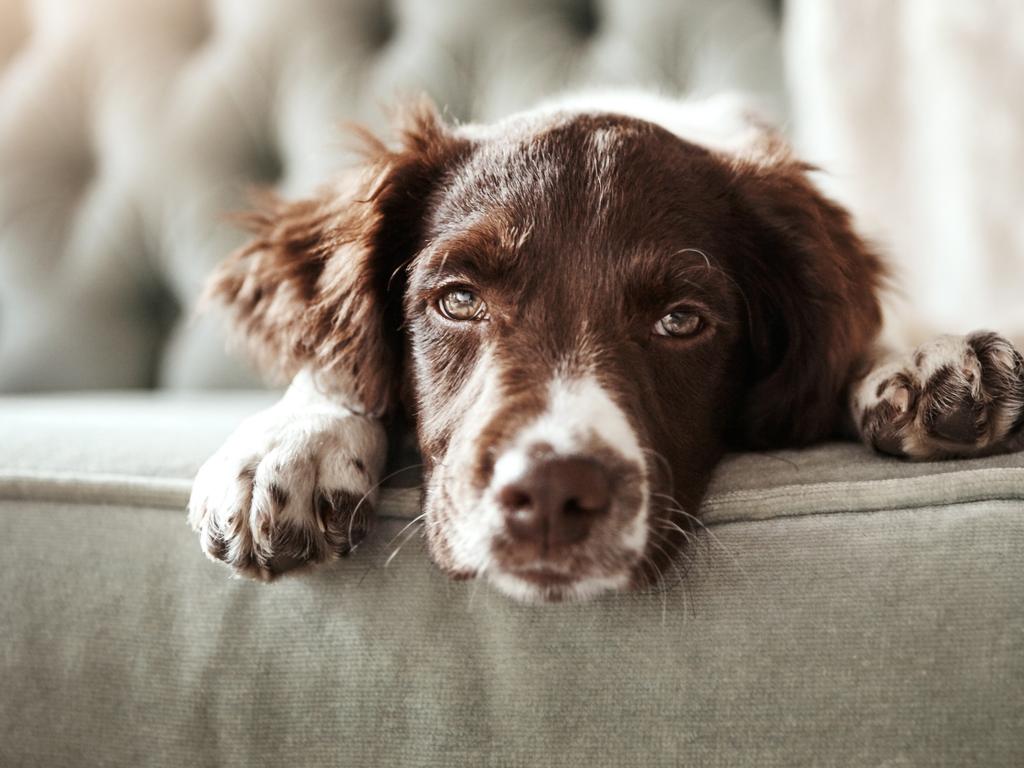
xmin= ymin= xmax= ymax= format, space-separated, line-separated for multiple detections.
xmin=188 ymin=92 xmax=1024 ymax=602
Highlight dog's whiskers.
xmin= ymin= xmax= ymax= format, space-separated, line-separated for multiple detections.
xmin=662 ymin=505 xmax=750 ymax=587
xmin=657 ymin=516 xmax=696 ymax=544
xmin=347 ymin=462 xmax=425 ymax=544
xmin=648 ymin=491 xmax=751 ymax=587
xmin=648 ymin=528 xmax=689 ymax=587
xmin=384 ymin=517 xmax=427 ymax=568
xmin=466 ymin=562 xmax=490 ymax=611
xmin=638 ymin=549 xmax=671 ymax=625
xmin=641 ymin=448 xmax=675 ymax=497
xmin=675 ymin=246 xmax=754 ymax=340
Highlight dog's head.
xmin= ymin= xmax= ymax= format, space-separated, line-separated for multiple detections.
xmin=210 ymin=96 xmax=883 ymax=601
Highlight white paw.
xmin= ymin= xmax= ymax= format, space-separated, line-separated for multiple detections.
xmin=188 ymin=402 xmax=387 ymax=580
xmin=854 ymin=332 xmax=1024 ymax=459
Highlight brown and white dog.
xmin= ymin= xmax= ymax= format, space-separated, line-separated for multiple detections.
xmin=188 ymin=92 xmax=1024 ymax=602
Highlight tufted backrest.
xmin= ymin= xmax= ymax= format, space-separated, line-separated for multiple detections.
xmin=0 ymin=0 xmax=782 ymax=391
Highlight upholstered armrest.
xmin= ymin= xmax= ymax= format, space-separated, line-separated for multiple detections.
xmin=1 ymin=393 xmax=1022 ymax=766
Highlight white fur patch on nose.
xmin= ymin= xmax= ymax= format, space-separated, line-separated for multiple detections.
xmin=509 ymin=374 xmax=644 ymax=465
xmin=492 ymin=449 xmax=530 ymax=489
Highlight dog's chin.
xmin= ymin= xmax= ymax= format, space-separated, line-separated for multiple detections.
xmin=486 ymin=567 xmax=632 ymax=603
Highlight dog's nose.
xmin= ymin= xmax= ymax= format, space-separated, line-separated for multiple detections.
xmin=497 ymin=457 xmax=611 ymax=546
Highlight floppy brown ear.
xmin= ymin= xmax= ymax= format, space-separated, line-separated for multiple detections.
xmin=206 ymin=101 xmax=468 ymax=416
xmin=731 ymin=157 xmax=886 ymax=448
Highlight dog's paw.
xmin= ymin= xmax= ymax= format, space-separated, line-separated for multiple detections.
xmin=188 ymin=405 xmax=387 ymax=580
xmin=854 ymin=332 xmax=1024 ymax=459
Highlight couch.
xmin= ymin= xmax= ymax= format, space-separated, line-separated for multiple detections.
xmin=1 ymin=1 xmax=1022 ymax=766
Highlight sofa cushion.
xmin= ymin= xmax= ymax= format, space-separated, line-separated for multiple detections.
xmin=0 ymin=0 xmax=783 ymax=392
xmin=1 ymin=393 xmax=1023 ymax=766
xmin=4 ymin=391 xmax=1024 ymax=523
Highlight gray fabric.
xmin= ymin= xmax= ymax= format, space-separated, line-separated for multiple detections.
xmin=2 ymin=393 xmax=1023 ymax=766
xmin=4 ymin=392 xmax=1024 ymax=523
xmin=0 ymin=0 xmax=783 ymax=392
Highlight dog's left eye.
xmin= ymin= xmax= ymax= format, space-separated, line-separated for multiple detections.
xmin=439 ymin=288 xmax=487 ymax=321
xmin=654 ymin=310 xmax=703 ymax=338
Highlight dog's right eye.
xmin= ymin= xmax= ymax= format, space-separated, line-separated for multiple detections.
xmin=438 ymin=288 xmax=487 ymax=321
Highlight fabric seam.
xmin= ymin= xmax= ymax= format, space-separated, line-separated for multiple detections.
xmin=2 ymin=467 xmax=1023 ymax=524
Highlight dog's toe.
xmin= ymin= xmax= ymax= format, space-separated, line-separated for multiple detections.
xmin=188 ymin=410 xmax=384 ymax=580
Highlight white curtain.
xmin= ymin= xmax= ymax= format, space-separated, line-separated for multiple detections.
xmin=785 ymin=0 xmax=1024 ymax=344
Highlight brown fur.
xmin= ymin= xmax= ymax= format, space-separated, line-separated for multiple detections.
xmin=727 ymin=155 xmax=885 ymax=446
xmin=206 ymin=101 xmax=470 ymax=415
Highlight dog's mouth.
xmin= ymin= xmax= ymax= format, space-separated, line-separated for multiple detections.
xmin=487 ymin=564 xmax=633 ymax=603
xmin=506 ymin=564 xmax=577 ymax=587
xmin=482 ymin=544 xmax=642 ymax=602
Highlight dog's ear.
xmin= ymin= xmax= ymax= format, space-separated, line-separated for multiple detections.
xmin=206 ymin=101 xmax=468 ymax=415
xmin=731 ymin=157 xmax=886 ymax=447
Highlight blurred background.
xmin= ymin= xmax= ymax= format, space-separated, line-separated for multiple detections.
xmin=0 ymin=0 xmax=1021 ymax=392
